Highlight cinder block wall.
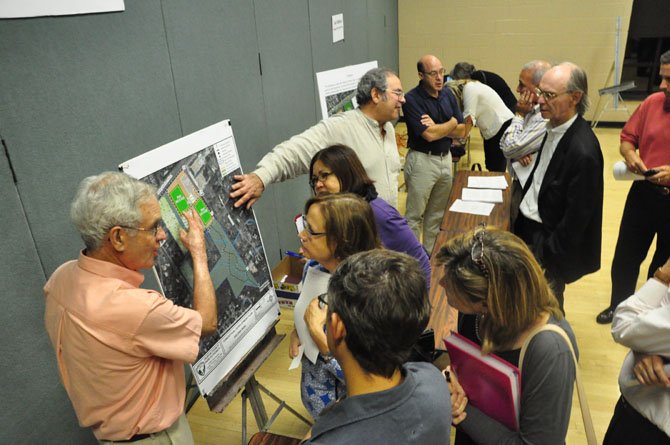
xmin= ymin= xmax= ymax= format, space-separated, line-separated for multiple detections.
xmin=399 ymin=0 xmax=634 ymax=122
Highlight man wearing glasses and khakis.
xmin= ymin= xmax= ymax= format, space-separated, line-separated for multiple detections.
xmin=402 ymin=54 xmax=467 ymax=253
xmin=44 ymin=171 xmax=217 ymax=444
xmin=513 ymin=62 xmax=604 ymax=313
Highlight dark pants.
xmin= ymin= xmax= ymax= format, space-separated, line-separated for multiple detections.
xmin=514 ymin=213 xmax=565 ymax=313
xmin=609 ymin=181 xmax=670 ymax=309
xmin=483 ymin=119 xmax=512 ymax=172
xmin=603 ymin=396 xmax=670 ymax=445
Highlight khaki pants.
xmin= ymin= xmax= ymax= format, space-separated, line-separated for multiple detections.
xmin=99 ymin=414 xmax=194 ymax=445
xmin=404 ymin=149 xmax=453 ymax=253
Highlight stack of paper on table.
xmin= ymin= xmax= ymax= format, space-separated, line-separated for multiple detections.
xmin=467 ymin=175 xmax=508 ymax=190
xmin=449 ymin=176 xmax=507 ymax=216
xmin=449 ymin=199 xmax=495 ymax=216
xmin=445 ymin=332 xmax=521 ymax=431
xmin=461 ymin=188 xmax=503 ymax=203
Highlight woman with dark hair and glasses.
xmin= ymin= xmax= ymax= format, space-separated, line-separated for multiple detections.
xmin=309 ymin=144 xmax=431 ymax=284
xmin=437 ymin=227 xmax=578 ymax=445
xmin=289 ymin=193 xmax=381 ymax=418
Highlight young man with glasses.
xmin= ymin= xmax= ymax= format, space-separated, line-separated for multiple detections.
xmin=513 ymin=62 xmax=604 ymax=312
xmin=44 ymin=171 xmax=217 ymax=443
xmin=402 ymin=54 xmax=467 ymax=252
xmin=231 ymin=67 xmax=405 ymax=209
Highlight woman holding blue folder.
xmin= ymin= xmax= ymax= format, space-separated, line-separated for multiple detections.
xmin=437 ymin=227 xmax=578 ymax=445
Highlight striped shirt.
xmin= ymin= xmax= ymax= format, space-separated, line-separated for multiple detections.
xmin=500 ymin=105 xmax=547 ymax=160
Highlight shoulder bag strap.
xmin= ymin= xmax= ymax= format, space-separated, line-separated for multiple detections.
xmin=520 ymin=132 xmax=548 ymax=198
xmin=519 ymin=324 xmax=597 ymax=445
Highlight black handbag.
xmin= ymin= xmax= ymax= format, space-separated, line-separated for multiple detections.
xmin=408 ymin=329 xmax=443 ymax=363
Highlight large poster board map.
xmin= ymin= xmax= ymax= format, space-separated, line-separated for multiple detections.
xmin=121 ymin=120 xmax=279 ymax=396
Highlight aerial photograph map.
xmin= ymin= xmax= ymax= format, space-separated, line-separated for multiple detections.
xmin=134 ymin=127 xmax=278 ymax=394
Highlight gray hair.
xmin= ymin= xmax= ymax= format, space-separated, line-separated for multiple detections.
xmin=661 ymin=50 xmax=670 ymax=65
xmin=450 ymin=62 xmax=476 ymax=80
xmin=521 ymin=60 xmax=551 ymax=85
xmin=70 ymin=171 xmax=156 ymax=251
xmin=561 ymin=62 xmax=590 ymax=115
xmin=356 ymin=67 xmax=396 ymax=106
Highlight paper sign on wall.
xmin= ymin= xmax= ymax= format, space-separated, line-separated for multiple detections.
xmin=332 ymin=13 xmax=344 ymax=43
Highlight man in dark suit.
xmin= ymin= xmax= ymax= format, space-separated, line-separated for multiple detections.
xmin=513 ymin=62 xmax=604 ymax=311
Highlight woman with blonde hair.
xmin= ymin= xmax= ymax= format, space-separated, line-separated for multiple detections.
xmin=437 ymin=226 xmax=578 ymax=444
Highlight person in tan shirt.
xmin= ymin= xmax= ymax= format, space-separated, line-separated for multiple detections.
xmin=44 ymin=171 xmax=217 ymax=444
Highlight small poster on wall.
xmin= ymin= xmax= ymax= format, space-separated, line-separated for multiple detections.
xmin=331 ymin=13 xmax=344 ymax=43
xmin=315 ymin=60 xmax=378 ymax=120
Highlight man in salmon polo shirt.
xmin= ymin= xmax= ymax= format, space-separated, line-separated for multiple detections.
xmin=44 ymin=171 xmax=218 ymax=444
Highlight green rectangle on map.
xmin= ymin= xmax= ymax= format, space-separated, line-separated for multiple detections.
xmin=194 ymin=199 xmax=212 ymax=225
xmin=170 ymin=185 xmax=189 ymax=213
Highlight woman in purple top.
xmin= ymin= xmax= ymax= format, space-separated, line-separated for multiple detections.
xmin=309 ymin=144 xmax=431 ymax=285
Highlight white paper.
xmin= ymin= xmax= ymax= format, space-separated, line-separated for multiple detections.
xmin=331 ymin=13 xmax=344 ymax=43
xmin=449 ymin=199 xmax=495 ymax=216
xmin=613 ymin=160 xmax=645 ymax=181
xmin=294 ymin=267 xmax=331 ymax=364
xmin=0 ymin=0 xmax=124 ymax=18
xmin=511 ymin=153 xmax=537 ymax=187
xmin=467 ymin=176 xmax=508 ymax=190
xmin=315 ymin=61 xmax=378 ymax=119
xmin=462 ymin=188 xmax=503 ymax=203
xmin=289 ymin=345 xmax=304 ymax=371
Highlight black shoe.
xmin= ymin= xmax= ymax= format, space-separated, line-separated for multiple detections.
xmin=596 ymin=307 xmax=614 ymax=324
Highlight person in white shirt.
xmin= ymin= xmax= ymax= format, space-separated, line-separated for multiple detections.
xmin=459 ymin=80 xmax=514 ymax=172
xmin=604 ymin=256 xmax=670 ymax=444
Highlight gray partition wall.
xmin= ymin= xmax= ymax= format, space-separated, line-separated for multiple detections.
xmin=0 ymin=1 xmax=398 ymax=442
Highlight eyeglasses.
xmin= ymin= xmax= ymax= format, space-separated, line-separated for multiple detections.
xmin=118 ymin=221 xmax=163 ymax=237
xmin=423 ymin=68 xmax=446 ymax=78
xmin=301 ymin=214 xmax=327 ymax=238
xmin=309 ymin=170 xmax=335 ymax=189
xmin=317 ymin=292 xmax=328 ymax=309
xmin=471 ymin=223 xmax=489 ymax=278
xmin=535 ymin=88 xmax=569 ymax=102
xmin=385 ymin=88 xmax=405 ymax=99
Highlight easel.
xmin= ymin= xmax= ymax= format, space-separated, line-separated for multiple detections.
xmin=591 ymin=16 xmax=634 ymax=128
xmin=202 ymin=326 xmax=312 ymax=445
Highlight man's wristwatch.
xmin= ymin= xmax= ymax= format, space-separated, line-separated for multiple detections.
xmin=653 ymin=267 xmax=670 ymax=286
